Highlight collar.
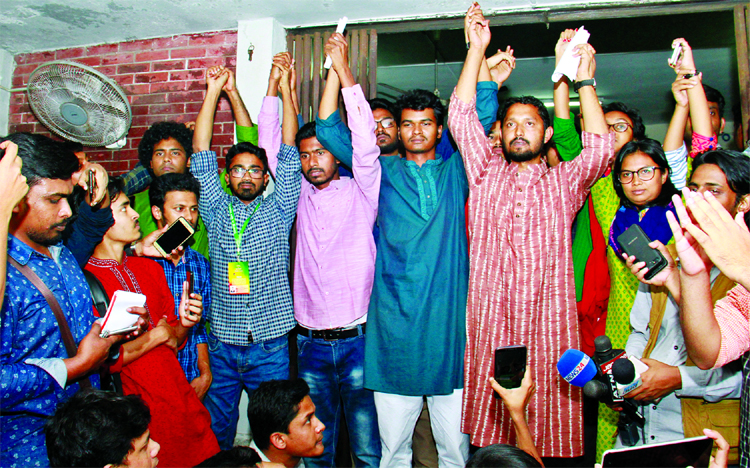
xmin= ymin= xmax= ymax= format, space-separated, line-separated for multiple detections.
xmin=310 ymin=177 xmax=349 ymax=194
xmin=87 ymin=256 xmax=127 ymax=268
xmin=7 ymin=234 xmax=62 ymax=266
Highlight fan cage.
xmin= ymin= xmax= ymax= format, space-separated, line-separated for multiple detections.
xmin=27 ymin=60 xmax=132 ymax=147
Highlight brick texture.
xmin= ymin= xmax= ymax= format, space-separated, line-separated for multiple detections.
xmin=8 ymin=30 xmax=240 ymax=174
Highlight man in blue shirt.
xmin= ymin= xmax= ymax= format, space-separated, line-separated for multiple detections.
xmin=191 ymin=62 xmax=302 ymax=449
xmin=0 ymin=133 xmax=126 ymax=467
xmin=149 ymin=172 xmax=213 ymax=401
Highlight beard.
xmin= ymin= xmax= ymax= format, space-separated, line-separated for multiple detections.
xmin=378 ymin=139 xmax=399 ymax=155
xmin=504 ymin=138 xmax=543 ymax=163
xmin=27 ymin=221 xmax=67 ymax=247
xmin=231 ymin=182 xmax=263 ymax=202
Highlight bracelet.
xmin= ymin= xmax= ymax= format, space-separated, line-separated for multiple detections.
xmin=573 ymin=78 xmax=596 ymax=93
xmin=681 ymin=70 xmax=700 ymax=79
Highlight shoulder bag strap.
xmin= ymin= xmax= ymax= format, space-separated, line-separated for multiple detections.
xmin=8 ymin=256 xmax=92 ymax=390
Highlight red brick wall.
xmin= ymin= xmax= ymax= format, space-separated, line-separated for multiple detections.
xmin=8 ymin=30 xmax=239 ymax=174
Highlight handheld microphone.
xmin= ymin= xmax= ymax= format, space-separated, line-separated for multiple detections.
xmin=613 ymin=356 xmax=649 ymax=397
xmin=593 ymin=335 xmax=628 ymax=403
xmin=557 ymin=349 xmax=598 ymax=387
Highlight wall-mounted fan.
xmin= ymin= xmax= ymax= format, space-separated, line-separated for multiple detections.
xmin=26 ymin=60 xmax=131 ymax=147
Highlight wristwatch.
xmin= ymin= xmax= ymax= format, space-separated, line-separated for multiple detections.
xmin=574 ymin=78 xmax=596 ymax=93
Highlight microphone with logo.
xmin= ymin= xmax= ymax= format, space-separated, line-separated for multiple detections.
xmin=557 ymin=344 xmax=645 ymax=446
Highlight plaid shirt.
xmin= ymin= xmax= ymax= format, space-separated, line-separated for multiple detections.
xmin=190 ymin=148 xmax=301 ymax=346
xmin=121 ymin=162 xmax=152 ymax=196
xmin=152 ymin=247 xmax=211 ymax=382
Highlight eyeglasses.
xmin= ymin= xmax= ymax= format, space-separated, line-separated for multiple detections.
xmin=229 ymin=166 xmax=264 ymax=179
xmin=608 ymin=122 xmax=632 ymax=133
xmin=618 ymin=166 xmax=661 ymax=184
xmin=375 ymin=118 xmax=396 ymax=129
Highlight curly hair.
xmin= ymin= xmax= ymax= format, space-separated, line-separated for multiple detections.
xmin=138 ymin=122 xmax=193 ymax=175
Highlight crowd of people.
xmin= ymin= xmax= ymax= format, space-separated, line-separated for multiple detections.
xmin=1 ymin=3 xmax=749 ymax=467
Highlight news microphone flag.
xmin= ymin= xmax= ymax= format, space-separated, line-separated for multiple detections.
xmin=557 ymin=349 xmax=598 ymax=387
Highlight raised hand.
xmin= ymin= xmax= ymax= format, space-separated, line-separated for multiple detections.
xmin=464 ymin=2 xmax=485 ymax=46
xmin=467 ymin=14 xmax=491 ymax=53
xmin=222 ymin=67 xmax=237 ymax=93
xmin=573 ymin=43 xmax=596 ymax=81
xmin=206 ymin=65 xmax=230 ymax=92
xmin=487 ymin=46 xmax=515 ymax=86
xmin=555 ymin=29 xmax=576 ymax=66
xmin=671 ymin=73 xmax=701 ymax=108
xmin=669 ymin=38 xmax=696 ymax=72
xmin=0 ymin=141 xmax=29 ymax=214
xmin=672 ymin=188 xmax=750 ymax=286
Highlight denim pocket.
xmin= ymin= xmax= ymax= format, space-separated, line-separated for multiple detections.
xmin=207 ymin=331 xmax=221 ymax=353
xmin=261 ymin=335 xmax=288 ymax=354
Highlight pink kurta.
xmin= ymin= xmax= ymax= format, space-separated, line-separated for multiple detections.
xmin=448 ymin=90 xmax=614 ymax=457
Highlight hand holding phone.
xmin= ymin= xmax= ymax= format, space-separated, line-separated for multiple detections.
xmin=154 ymin=217 xmax=195 ymax=257
xmin=494 ymin=344 xmax=527 ymax=395
xmin=668 ymin=42 xmax=683 ymax=68
xmin=616 ymin=224 xmax=668 ymax=280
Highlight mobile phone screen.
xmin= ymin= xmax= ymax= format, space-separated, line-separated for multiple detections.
xmin=155 ymin=218 xmax=194 ymax=254
xmin=494 ymin=345 xmax=527 ymax=391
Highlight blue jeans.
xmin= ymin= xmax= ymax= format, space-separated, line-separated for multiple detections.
xmin=204 ymin=332 xmax=290 ymax=450
xmin=297 ymin=332 xmax=381 ymax=468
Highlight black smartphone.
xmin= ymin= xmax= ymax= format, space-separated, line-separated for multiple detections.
xmin=154 ymin=217 xmax=195 ymax=257
xmin=602 ymin=435 xmax=712 ymax=467
xmin=87 ymin=169 xmax=96 ymax=201
xmin=184 ymin=270 xmax=194 ymax=316
xmin=616 ymin=224 xmax=668 ymax=280
xmin=494 ymin=345 xmax=527 ymax=395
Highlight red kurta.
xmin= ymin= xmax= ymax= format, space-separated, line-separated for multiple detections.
xmin=86 ymin=256 xmax=219 ymax=467
xmin=448 ymin=91 xmax=614 ymax=457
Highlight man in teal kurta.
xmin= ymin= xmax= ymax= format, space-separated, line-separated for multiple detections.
xmin=316 ymin=83 xmax=497 ymax=468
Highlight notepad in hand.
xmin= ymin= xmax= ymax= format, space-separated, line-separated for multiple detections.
xmin=99 ymin=290 xmax=146 ymax=338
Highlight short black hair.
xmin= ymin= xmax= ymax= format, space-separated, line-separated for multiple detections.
xmin=703 ymin=84 xmax=725 ymax=118
xmin=60 ymin=140 xmax=84 ymax=154
xmin=247 ymin=379 xmax=310 ymax=451
xmin=465 ymin=444 xmax=542 ymax=467
xmin=395 ymin=89 xmax=445 ymax=127
xmin=499 ymin=96 xmax=551 ymax=131
xmin=296 ymin=121 xmax=317 ymax=148
xmin=106 ymin=177 xmax=127 ymax=205
xmin=0 ymin=133 xmax=80 ymax=187
xmin=45 ymin=390 xmax=151 ymax=468
xmin=602 ymin=102 xmax=647 ymax=140
xmin=148 ymin=172 xmax=201 ymax=212
xmin=225 ymin=142 xmax=269 ymax=174
xmin=194 ymin=447 xmax=262 ymax=467
xmin=368 ymin=98 xmax=396 ymax=117
xmin=138 ymin=121 xmax=193 ymax=176
xmin=692 ymin=149 xmax=750 ymax=227
xmin=612 ymin=138 xmax=679 ymax=209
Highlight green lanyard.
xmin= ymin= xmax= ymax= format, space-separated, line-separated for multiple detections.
xmin=228 ymin=201 xmax=260 ymax=260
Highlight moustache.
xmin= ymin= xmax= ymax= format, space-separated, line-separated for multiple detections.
xmin=51 ymin=220 xmax=69 ymax=230
xmin=511 ymin=137 xmax=530 ymax=146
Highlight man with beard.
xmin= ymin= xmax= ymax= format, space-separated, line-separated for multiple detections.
xmin=448 ymin=14 xmax=614 ymax=463
xmin=0 ymin=133 xmax=124 ymax=467
xmin=190 ymin=63 xmax=302 ymax=449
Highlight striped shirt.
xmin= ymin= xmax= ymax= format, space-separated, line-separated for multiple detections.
xmin=713 ymin=284 xmax=750 ymax=468
xmin=448 ymin=90 xmax=614 ymax=457
xmin=190 ymin=149 xmax=301 ymax=346
xmin=152 ymin=247 xmax=211 ymax=381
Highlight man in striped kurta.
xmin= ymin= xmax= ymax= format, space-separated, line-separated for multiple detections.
xmin=448 ymin=19 xmax=614 ymax=459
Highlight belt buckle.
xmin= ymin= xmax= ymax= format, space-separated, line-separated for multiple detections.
xmin=323 ymin=329 xmax=338 ymax=341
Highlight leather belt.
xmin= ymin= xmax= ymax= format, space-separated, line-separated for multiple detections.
xmin=295 ymin=323 xmax=366 ymax=341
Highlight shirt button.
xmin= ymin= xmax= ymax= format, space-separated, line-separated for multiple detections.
xmin=673 ymin=345 xmax=678 ymax=350
xmin=517 ymin=203 xmax=521 ymax=206
xmin=650 ymin=435 xmax=655 ymax=440
xmin=516 ymin=214 xmax=520 ymax=218
xmin=652 ymin=405 xmax=657 ymax=410
xmin=518 ymin=188 xmax=522 ymax=192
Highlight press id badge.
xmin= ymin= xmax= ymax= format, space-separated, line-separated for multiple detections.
xmin=228 ymin=261 xmax=250 ymax=294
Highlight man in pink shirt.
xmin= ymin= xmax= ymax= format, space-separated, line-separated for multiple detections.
xmin=257 ymin=36 xmax=381 ymax=468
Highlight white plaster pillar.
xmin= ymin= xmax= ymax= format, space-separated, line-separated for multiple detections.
xmin=0 ymin=48 xmax=15 ymax=136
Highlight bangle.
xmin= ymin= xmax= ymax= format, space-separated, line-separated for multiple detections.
xmin=573 ymin=78 xmax=596 ymax=93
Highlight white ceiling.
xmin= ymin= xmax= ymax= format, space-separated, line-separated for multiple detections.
xmin=0 ymin=0 xmax=711 ymax=55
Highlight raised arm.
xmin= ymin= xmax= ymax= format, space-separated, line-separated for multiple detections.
xmin=258 ymin=52 xmax=293 ymax=175
xmin=279 ymin=56 xmax=299 ymax=147
xmin=0 ymin=142 xmax=28 ymax=300
xmin=552 ymin=29 xmax=583 ymax=162
xmin=454 ymin=11 xmax=490 ymax=104
xmin=222 ymin=68 xmax=253 ymax=128
xmin=193 ymin=66 xmax=230 ymax=153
